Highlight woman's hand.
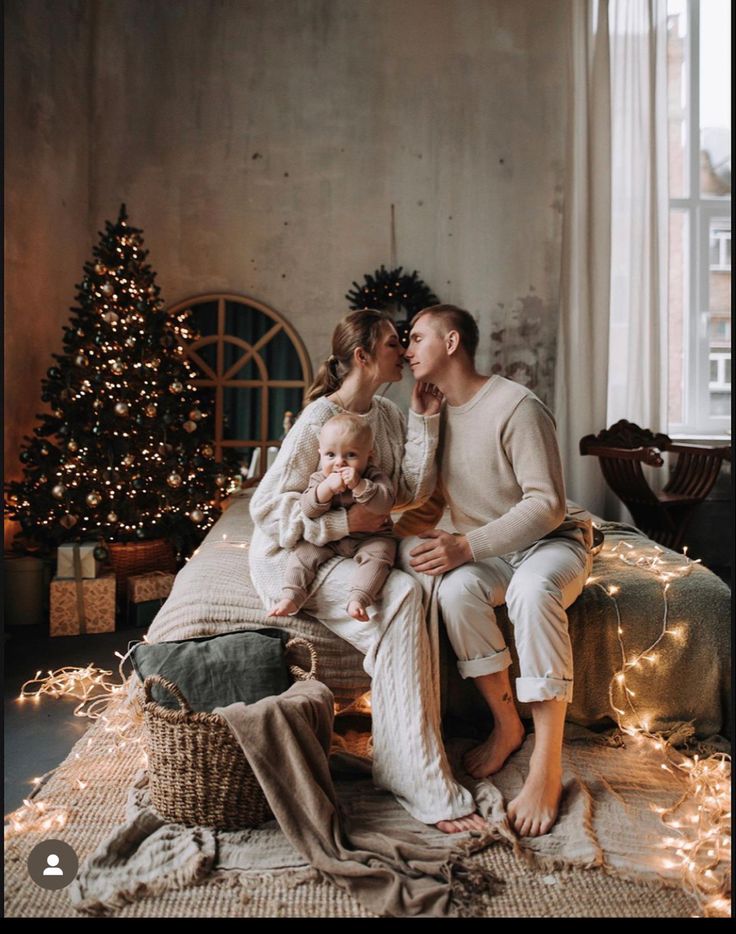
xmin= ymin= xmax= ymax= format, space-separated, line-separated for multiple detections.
xmin=348 ymin=503 xmax=393 ymax=534
xmin=409 ymin=529 xmax=472 ymax=575
xmin=410 ymin=381 xmax=444 ymax=416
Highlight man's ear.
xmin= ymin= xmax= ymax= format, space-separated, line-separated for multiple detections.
xmin=446 ymin=329 xmax=460 ymax=357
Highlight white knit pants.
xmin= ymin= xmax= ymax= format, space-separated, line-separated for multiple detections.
xmin=301 ymin=559 xmax=475 ymax=824
xmin=399 ymin=534 xmax=593 ymax=704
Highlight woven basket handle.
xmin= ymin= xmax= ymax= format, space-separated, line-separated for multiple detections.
xmin=143 ymin=674 xmax=193 ymax=713
xmin=284 ymin=637 xmax=318 ymax=681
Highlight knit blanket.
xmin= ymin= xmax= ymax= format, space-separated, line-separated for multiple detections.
xmin=147 ymin=493 xmax=731 ymax=739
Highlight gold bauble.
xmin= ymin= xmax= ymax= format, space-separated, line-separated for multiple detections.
xmin=201 ymin=444 xmax=214 ymax=458
xmin=189 ymin=409 xmax=203 ymax=421
xmin=86 ymin=491 xmax=102 ymax=507
xmin=103 ymin=311 xmax=119 ymax=324
xmin=183 ymin=420 xmax=197 ymax=433
xmin=214 ymin=474 xmax=226 ymax=487
xmin=145 ymin=404 xmax=157 ymax=417
xmin=67 ymin=440 xmax=79 ymax=452
xmin=107 ymin=511 xmax=118 ymax=523
xmin=60 ymin=514 xmax=78 ymax=529
xmin=52 ymin=484 xmax=67 ymax=499
xmin=122 ymin=454 xmax=135 ymax=466
xmin=167 ymin=472 xmax=183 ymax=488
xmin=189 ymin=509 xmax=204 ymax=524
xmin=169 ymin=380 xmax=184 ymax=394
xmin=114 ymin=402 xmax=129 ymax=417
xmin=110 ymin=359 xmax=125 ymax=375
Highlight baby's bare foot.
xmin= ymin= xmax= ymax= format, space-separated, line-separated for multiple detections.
xmin=506 ymin=763 xmax=563 ymax=837
xmin=435 ymin=812 xmax=489 ymax=834
xmin=463 ymin=720 xmax=526 ymax=778
xmin=268 ymin=598 xmax=298 ymax=617
xmin=347 ymin=600 xmax=369 ymax=621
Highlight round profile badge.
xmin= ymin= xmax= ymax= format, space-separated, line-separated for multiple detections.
xmin=27 ymin=839 xmax=79 ymax=890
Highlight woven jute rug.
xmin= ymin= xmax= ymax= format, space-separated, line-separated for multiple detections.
xmin=4 ymin=695 xmax=725 ymax=918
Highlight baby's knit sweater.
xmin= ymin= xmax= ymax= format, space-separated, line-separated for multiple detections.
xmin=436 ymin=375 xmax=591 ymax=560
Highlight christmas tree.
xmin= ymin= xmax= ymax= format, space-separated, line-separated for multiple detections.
xmin=5 ymin=205 xmax=233 ymax=558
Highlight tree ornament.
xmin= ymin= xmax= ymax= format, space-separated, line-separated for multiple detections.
xmin=94 ymin=263 xmax=106 ymax=275
xmin=145 ymin=356 xmax=162 ymax=370
xmin=47 ymin=367 xmax=62 ymax=380
xmin=110 ymin=359 xmax=125 ymax=375
xmin=40 ymin=443 xmax=50 ymax=456
xmin=107 ymin=511 xmax=118 ymax=523
xmin=77 ymin=328 xmax=85 ymax=337
xmin=132 ymin=477 xmax=145 ymax=490
xmin=93 ymin=544 xmax=109 ymax=562
xmin=52 ymin=484 xmax=67 ymax=499
xmin=215 ymin=474 xmax=227 ymax=487
xmin=125 ymin=336 xmax=136 ymax=347
xmin=74 ymin=354 xmax=89 ymax=367
xmin=183 ymin=420 xmax=197 ymax=433
xmin=86 ymin=491 xmax=102 ymax=507
xmin=103 ymin=311 xmax=119 ymax=325
xmin=202 ymin=444 xmax=214 ymax=458
xmin=122 ymin=454 xmax=135 ymax=466
xmin=20 ymin=451 xmax=32 ymax=464
xmin=169 ymin=380 xmax=183 ymax=394
xmin=101 ymin=281 xmax=114 ymax=297
xmin=67 ymin=440 xmax=79 ymax=452
xmin=189 ymin=508 xmax=204 ymax=524
xmin=114 ymin=402 xmax=130 ymax=417
xmin=53 ymin=408 xmax=64 ymax=418
xmin=60 ymin=514 xmax=78 ymax=529
xmin=189 ymin=409 xmax=203 ymax=421
xmin=92 ymin=399 xmax=103 ymax=411
xmin=167 ymin=472 xmax=183 ymax=488
xmin=135 ymin=527 xmax=147 ymax=539
xmin=145 ymin=403 xmax=157 ymax=417
xmin=38 ymin=474 xmax=48 ymax=484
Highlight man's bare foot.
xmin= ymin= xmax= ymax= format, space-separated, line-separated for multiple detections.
xmin=435 ymin=812 xmax=489 ymax=834
xmin=463 ymin=720 xmax=526 ymax=778
xmin=268 ymin=598 xmax=298 ymax=617
xmin=506 ymin=760 xmax=563 ymax=837
xmin=347 ymin=600 xmax=369 ymax=621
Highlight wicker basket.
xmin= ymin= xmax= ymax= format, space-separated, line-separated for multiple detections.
xmin=107 ymin=538 xmax=178 ymax=601
xmin=143 ymin=637 xmax=318 ymax=831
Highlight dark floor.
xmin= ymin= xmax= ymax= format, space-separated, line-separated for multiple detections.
xmin=4 ymin=624 xmax=144 ymax=815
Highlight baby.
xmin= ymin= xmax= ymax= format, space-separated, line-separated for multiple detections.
xmin=269 ymin=412 xmax=396 ymax=621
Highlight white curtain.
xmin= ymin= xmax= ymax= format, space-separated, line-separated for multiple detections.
xmin=556 ymin=0 xmax=613 ymax=519
xmin=556 ymin=0 xmax=670 ymax=519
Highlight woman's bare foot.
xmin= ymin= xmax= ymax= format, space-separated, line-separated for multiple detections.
xmin=506 ymin=758 xmax=563 ymax=837
xmin=347 ymin=600 xmax=369 ymax=621
xmin=463 ymin=720 xmax=526 ymax=778
xmin=435 ymin=812 xmax=489 ymax=834
xmin=268 ymin=597 xmax=298 ymax=617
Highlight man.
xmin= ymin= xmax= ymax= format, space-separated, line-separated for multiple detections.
xmin=398 ymin=304 xmax=593 ymax=837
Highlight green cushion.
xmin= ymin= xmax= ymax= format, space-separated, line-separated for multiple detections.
xmin=131 ymin=628 xmax=291 ymax=713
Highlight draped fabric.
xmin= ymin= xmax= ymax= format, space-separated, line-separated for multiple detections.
xmin=556 ymin=0 xmax=670 ymax=518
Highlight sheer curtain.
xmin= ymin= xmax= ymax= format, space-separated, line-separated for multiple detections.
xmin=556 ymin=0 xmax=670 ymax=519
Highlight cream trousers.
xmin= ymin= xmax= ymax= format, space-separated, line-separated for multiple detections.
xmin=300 ymin=558 xmax=475 ymax=824
xmin=399 ymin=533 xmax=593 ymax=704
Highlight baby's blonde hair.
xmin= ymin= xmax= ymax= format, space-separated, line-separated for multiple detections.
xmin=319 ymin=413 xmax=374 ymax=450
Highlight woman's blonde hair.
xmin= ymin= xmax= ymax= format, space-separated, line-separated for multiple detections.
xmin=304 ymin=309 xmax=395 ymax=404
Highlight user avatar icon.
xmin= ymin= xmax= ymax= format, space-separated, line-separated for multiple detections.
xmin=43 ymin=854 xmax=64 ymax=876
xmin=27 ymin=839 xmax=78 ymax=890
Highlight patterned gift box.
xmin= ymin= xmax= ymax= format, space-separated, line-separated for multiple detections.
xmin=127 ymin=571 xmax=176 ymax=604
xmin=50 ymin=573 xmax=116 ymax=637
xmin=56 ymin=541 xmax=103 ymax=579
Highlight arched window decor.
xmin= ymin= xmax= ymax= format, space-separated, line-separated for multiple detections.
xmin=168 ymin=293 xmax=313 ymax=484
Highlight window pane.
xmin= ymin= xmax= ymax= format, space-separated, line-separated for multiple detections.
xmin=700 ymin=0 xmax=731 ymax=198
xmin=668 ymin=210 xmax=689 ymax=426
xmin=708 ymin=217 xmax=731 ymax=416
xmin=667 ymin=0 xmax=689 ymax=198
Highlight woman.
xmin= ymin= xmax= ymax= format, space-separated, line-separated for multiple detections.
xmin=249 ymin=309 xmax=484 ymax=831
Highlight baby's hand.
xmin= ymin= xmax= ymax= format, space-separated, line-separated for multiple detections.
xmin=326 ymin=471 xmax=347 ymax=493
xmin=339 ymin=466 xmax=361 ymax=490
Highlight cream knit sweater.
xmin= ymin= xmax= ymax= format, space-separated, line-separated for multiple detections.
xmin=435 ymin=375 xmax=592 ymax=560
xmin=249 ymin=395 xmax=439 ymax=604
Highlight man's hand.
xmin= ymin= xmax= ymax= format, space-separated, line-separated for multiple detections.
xmin=348 ymin=503 xmax=393 ymax=535
xmin=409 ymin=529 xmax=473 ymax=575
xmin=339 ymin=466 xmax=360 ymax=490
xmin=410 ymin=381 xmax=444 ymax=417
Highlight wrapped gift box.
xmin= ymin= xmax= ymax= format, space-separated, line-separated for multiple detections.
xmin=50 ymin=573 xmax=116 ymax=636
xmin=127 ymin=571 xmax=175 ymax=604
xmin=127 ymin=597 xmax=167 ymax=629
xmin=56 ymin=542 xmax=102 ymax=580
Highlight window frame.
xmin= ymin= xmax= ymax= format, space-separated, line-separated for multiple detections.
xmin=668 ymin=0 xmax=731 ymax=437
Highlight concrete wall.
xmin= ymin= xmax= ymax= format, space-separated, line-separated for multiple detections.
xmin=5 ymin=0 xmax=568 ymax=542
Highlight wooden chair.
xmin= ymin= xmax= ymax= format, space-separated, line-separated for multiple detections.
xmin=580 ymin=419 xmax=731 ymax=550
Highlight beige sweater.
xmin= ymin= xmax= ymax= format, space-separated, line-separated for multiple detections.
xmin=398 ymin=376 xmax=591 ymax=559
xmin=249 ymin=395 xmax=439 ymax=604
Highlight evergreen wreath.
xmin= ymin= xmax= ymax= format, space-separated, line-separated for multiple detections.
xmin=346 ymin=266 xmax=439 ymax=341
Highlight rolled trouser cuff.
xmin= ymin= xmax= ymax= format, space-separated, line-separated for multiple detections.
xmin=457 ymin=647 xmax=512 ymax=679
xmin=516 ymin=676 xmax=573 ymax=703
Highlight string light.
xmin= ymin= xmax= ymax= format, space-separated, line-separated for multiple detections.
xmin=585 ymin=537 xmax=731 ymax=917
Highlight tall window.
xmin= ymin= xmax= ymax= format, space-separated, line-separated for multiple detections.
xmin=667 ymin=0 xmax=731 ymax=435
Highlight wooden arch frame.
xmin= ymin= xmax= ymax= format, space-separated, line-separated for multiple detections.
xmin=167 ymin=293 xmax=313 ymax=482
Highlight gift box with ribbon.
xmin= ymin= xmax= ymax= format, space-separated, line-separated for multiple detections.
xmin=126 ymin=571 xmax=176 ymax=604
xmin=56 ymin=541 xmax=103 ymax=580
xmin=49 ymin=573 xmax=116 ymax=636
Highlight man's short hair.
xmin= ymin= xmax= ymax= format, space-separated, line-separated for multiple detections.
xmin=410 ymin=304 xmax=479 ymax=361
